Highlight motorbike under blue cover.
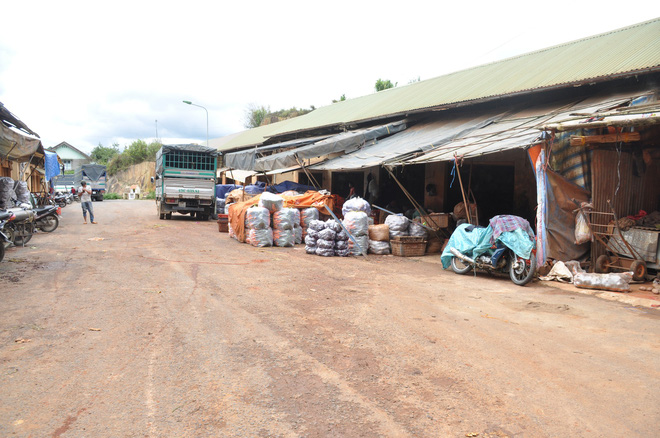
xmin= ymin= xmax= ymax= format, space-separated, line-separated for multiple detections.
xmin=441 ymin=224 xmax=535 ymax=269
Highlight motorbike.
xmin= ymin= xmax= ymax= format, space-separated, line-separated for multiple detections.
xmin=0 ymin=210 xmax=15 ymax=262
xmin=53 ymin=192 xmax=68 ymax=207
xmin=33 ymin=203 xmax=61 ymax=232
xmin=3 ymin=204 xmax=36 ymax=247
xmin=441 ymin=215 xmax=537 ymax=286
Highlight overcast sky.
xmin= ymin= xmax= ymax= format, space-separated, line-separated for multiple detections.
xmin=1 ymin=1 xmax=659 ymax=154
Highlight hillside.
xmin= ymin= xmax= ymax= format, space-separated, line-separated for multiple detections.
xmin=106 ymin=161 xmax=156 ymax=195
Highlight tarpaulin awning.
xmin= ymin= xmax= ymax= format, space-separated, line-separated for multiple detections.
xmin=309 ymin=92 xmax=642 ymax=170
xmin=223 ymin=135 xmax=330 ymax=171
xmin=309 ymin=113 xmax=502 ymax=170
xmin=254 ymin=120 xmax=407 ymax=172
xmin=0 ymin=122 xmax=43 ymax=162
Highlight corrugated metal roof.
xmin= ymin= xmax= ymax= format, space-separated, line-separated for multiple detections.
xmin=219 ymin=17 xmax=660 ymax=151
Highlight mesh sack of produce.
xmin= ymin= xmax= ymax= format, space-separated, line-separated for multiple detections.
xmin=273 ymin=228 xmax=295 ymax=247
xmin=294 ymin=226 xmax=303 ymax=244
xmin=215 ymin=198 xmax=226 ymax=215
xmin=335 ymin=240 xmax=348 ymax=250
xmin=342 ymin=196 xmax=371 ymax=217
xmin=317 ymin=239 xmax=335 ymax=250
xmin=385 ymin=214 xmax=410 ymax=237
xmin=342 ymin=211 xmax=369 ymax=237
xmin=0 ymin=177 xmax=13 ymax=209
xmin=369 ymin=240 xmax=391 ymax=255
xmin=308 ymin=219 xmax=326 ymax=232
xmin=301 ymin=207 xmax=319 ymax=228
xmin=409 ymin=221 xmax=428 ymax=239
xmin=224 ymin=203 xmax=234 ymax=214
xmin=304 ymin=235 xmax=318 ymax=246
xmin=319 ymin=228 xmax=336 ymax=241
xmin=305 ymin=245 xmax=318 ymax=254
xmin=258 ymin=191 xmax=284 ymax=213
xmin=14 ymin=181 xmax=30 ymax=204
xmin=248 ymin=228 xmax=273 ymax=247
xmin=246 ymin=206 xmax=270 ymax=229
xmin=315 ymin=247 xmax=335 ymax=257
xmin=306 ymin=228 xmax=320 ymax=239
xmin=335 ymin=248 xmax=350 ymax=257
xmin=335 ymin=229 xmax=349 ymax=241
xmin=348 ymin=234 xmax=369 ymax=256
xmin=368 ymin=224 xmax=390 ymax=241
xmin=273 ymin=208 xmax=296 ymax=230
xmin=325 ymin=219 xmax=342 ymax=234
xmin=228 ymin=221 xmax=236 ymax=240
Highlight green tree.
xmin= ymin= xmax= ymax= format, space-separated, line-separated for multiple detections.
xmin=375 ymin=79 xmax=397 ymax=92
xmin=90 ymin=142 xmax=119 ymax=165
xmin=243 ymin=104 xmax=270 ymax=128
xmin=332 ymin=94 xmax=346 ymax=103
xmin=147 ymin=140 xmax=162 ymax=161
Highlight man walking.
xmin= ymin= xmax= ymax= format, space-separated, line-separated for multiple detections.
xmin=78 ymin=181 xmax=97 ymax=224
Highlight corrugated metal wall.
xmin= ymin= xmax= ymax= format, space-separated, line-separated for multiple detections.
xmin=590 ymin=147 xmax=660 ymax=263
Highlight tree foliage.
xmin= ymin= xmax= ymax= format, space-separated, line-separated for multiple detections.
xmin=332 ymin=94 xmax=346 ymax=103
xmin=90 ymin=142 xmax=119 ymax=165
xmin=375 ymin=78 xmax=397 ymax=92
xmin=106 ymin=139 xmax=162 ymax=175
xmin=243 ymin=104 xmax=270 ymax=129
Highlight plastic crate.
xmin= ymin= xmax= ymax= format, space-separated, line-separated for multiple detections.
xmin=217 ymin=214 xmax=229 ymax=232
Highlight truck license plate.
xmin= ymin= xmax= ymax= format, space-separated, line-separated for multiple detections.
xmin=178 ymin=201 xmax=186 ymax=208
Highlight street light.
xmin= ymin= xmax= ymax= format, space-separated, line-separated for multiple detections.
xmin=182 ymin=100 xmax=209 ymax=147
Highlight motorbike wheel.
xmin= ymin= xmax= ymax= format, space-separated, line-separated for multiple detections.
xmin=39 ymin=214 xmax=59 ymax=233
xmin=451 ymin=256 xmax=473 ymax=275
xmin=57 ymin=201 xmax=66 ymax=208
xmin=509 ymin=252 xmax=536 ymax=286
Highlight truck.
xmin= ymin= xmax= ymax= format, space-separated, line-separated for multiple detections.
xmin=154 ymin=144 xmax=217 ymax=220
xmin=75 ymin=164 xmax=107 ymax=201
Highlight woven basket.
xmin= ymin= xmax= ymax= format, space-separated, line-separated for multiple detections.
xmin=391 ymin=236 xmax=427 ymax=257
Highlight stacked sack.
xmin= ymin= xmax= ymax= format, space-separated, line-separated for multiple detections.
xmin=342 ymin=211 xmax=369 ymax=256
xmin=245 ymin=206 xmax=272 ymax=247
xmin=327 ymin=219 xmax=350 ymax=257
xmin=368 ymin=224 xmax=391 ymax=255
xmin=272 ymin=208 xmax=297 ymax=247
xmin=14 ymin=181 xmax=30 ymax=204
xmin=0 ymin=177 xmax=14 ymax=210
xmin=305 ymin=219 xmax=325 ymax=255
xmin=385 ymin=214 xmax=410 ymax=237
xmin=301 ymin=208 xmax=319 ymax=239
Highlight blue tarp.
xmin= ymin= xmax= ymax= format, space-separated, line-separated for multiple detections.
xmin=244 ymin=183 xmax=265 ymax=195
xmin=440 ymin=224 xmax=535 ymax=269
xmin=215 ymin=184 xmax=242 ymax=199
xmin=266 ymin=180 xmax=317 ymax=194
xmin=44 ymin=150 xmax=60 ymax=182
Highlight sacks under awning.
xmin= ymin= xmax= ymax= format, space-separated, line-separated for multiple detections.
xmin=224 ymin=135 xmax=330 ymax=171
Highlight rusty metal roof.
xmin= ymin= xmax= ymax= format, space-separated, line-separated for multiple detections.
xmin=219 ymin=17 xmax=660 ymax=152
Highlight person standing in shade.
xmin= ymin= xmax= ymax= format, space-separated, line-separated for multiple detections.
xmin=78 ymin=181 xmax=97 ymax=224
xmin=365 ymin=173 xmax=378 ymax=204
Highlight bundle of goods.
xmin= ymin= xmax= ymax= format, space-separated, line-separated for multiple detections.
xmin=0 ymin=177 xmax=14 ymax=209
xmin=293 ymin=209 xmax=303 ymax=244
xmin=14 ymin=181 xmax=30 ymax=204
xmin=226 ymin=188 xmax=256 ymax=205
xmin=408 ymin=221 xmax=428 ymax=239
xmin=385 ymin=214 xmax=410 ymax=237
xmin=305 ymin=219 xmax=326 ymax=255
xmin=342 ymin=196 xmax=371 ymax=216
xmin=343 ymin=211 xmax=369 ymax=256
xmin=368 ymin=224 xmax=390 ymax=255
xmin=327 ymin=219 xmax=350 ymax=257
xmin=301 ymin=208 xmax=320 ymax=238
xmin=245 ymin=206 xmax=273 ymax=247
xmin=216 ymin=198 xmax=226 ymax=216
xmin=258 ymin=191 xmax=284 ymax=213
xmin=272 ymin=208 xmax=297 ymax=247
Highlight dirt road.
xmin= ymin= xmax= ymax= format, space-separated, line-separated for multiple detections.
xmin=1 ymin=200 xmax=658 ymax=437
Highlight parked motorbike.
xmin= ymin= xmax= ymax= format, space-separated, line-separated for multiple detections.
xmin=0 ymin=210 xmax=15 ymax=262
xmin=33 ymin=203 xmax=61 ymax=232
xmin=442 ymin=215 xmax=537 ymax=286
xmin=53 ymin=192 xmax=68 ymax=207
xmin=4 ymin=205 xmax=36 ymax=247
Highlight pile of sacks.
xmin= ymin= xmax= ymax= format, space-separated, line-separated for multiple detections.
xmin=342 ymin=197 xmax=372 ymax=256
xmin=305 ymin=219 xmax=350 ymax=257
xmin=240 ymin=192 xmax=305 ymax=248
xmin=0 ymin=177 xmax=14 ymax=210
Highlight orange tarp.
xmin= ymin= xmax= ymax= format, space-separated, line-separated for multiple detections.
xmin=227 ymin=191 xmax=339 ymax=243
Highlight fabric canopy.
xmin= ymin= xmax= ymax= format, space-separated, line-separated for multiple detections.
xmin=223 ymin=135 xmax=330 ymax=171
xmin=253 ymin=120 xmax=406 ymax=172
xmin=0 ymin=122 xmax=43 ymax=162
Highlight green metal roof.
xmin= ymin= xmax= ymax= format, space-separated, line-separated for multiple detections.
xmin=219 ymin=17 xmax=660 ymax=152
